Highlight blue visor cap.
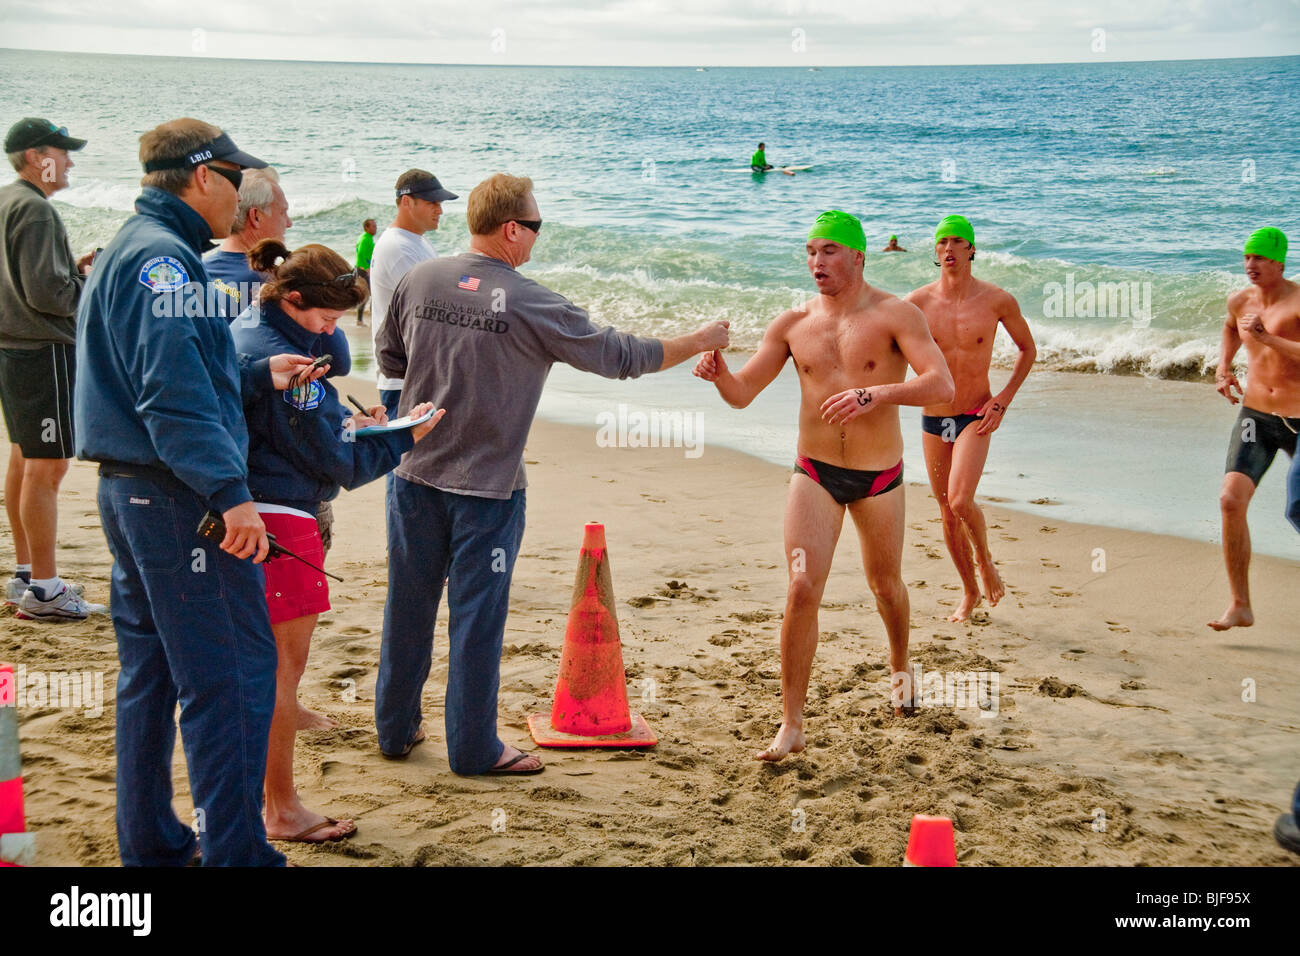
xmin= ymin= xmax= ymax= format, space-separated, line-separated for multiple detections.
xmin=142 ymin=131 xmax=268 ymax=172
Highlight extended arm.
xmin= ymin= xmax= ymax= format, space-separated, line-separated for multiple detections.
xmin=657 ymin=321 xmax=730 ymax=371
xmin=693 ymin=311 xmax=791 ymax=408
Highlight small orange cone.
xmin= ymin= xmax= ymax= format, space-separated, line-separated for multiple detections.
xmin=0 ymin=662 xmax=33 ymax=867
xmin=903 ymin=814 xmax=957 ymax=866
xmin=527 ymin=524 xmax=656 ymax=748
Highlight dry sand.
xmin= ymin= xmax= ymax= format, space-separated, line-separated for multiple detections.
xmin=4 ymin=374 xmax=1298 ymax=866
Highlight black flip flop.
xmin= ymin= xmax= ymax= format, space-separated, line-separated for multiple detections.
xmin=484 ymin=751 xmax=544 ymax=775
xmin=380 ymin=727 xmax=426 ymax=760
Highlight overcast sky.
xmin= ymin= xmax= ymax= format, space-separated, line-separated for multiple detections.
xmin=2 ymin=0 xmax=1297 ymax=66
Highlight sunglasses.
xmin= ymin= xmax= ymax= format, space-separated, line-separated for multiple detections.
xmin=511 ymin=219 xmax=543 ymax=235
xmin=203 ymin=163 xmax=243 ymax=191
xmin=298 ymin=271 xmax=358 ymax=289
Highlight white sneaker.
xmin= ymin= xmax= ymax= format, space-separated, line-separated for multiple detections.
xmin=5 ymin=577 xmax=84 ymax=606
xmin=15 ymin=582 xmax=106 ymax=621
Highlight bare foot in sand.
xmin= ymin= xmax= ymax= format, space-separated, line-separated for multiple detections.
xmin=296 ymin=703 xmax=338 ymax=731
xmin=754 ymin=722 xmax=806 ymax=761
xmin=948 ymin=590 xmax=982 ymax=623
xmin=976 ymin=559 xmax=1004 ymax=608
xmin=1208 ymin=604 xmax=1254 ymax=631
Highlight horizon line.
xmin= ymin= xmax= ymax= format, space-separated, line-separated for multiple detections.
xmin=1 ymin=45 xmax=1297 ymax=70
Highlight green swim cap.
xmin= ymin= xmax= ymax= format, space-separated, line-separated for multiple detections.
xmin=890 ymin=234 xmax=898 ymax=241
xmin=935 ymin=214 xmax=975 ymax=247
xmin=1243 ymin=227 xmax=1287 ymax=263
xmin=807 ymin=210 xmax=865 ymax=253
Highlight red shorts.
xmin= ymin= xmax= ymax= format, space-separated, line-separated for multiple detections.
xmin=258 ymin=508 xmax=330 ymax=625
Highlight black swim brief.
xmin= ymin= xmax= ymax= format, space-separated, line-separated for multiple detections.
xmin=921 ymin=410 xmax=984 ymax=442
xmin=793 ymin=455 xmax=903 ymax=505
xmin=1226 ymin=405 xmax=1299 ymax=485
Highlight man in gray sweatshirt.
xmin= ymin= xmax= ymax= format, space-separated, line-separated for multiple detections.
xmin=375 ymin=173 xmax=728 ymax=775
xmin=0 ymin=117 xmax=104 ymax=620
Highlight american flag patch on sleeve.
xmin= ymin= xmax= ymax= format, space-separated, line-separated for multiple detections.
xmin=458 ymin=275 xmax=480 ymax=291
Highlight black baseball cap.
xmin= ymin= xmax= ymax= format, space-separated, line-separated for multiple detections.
xmin=396 ymin=174 xmax=458 ymax=203
xmin=4 ymin=118 xmax=87 ymax=153
xmin=142 ymin=130 xmax=268 ymax=173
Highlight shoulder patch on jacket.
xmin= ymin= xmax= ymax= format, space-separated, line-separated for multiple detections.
xmin=138 ymin=256 xmax=189 ymax=293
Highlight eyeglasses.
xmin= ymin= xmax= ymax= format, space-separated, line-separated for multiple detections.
xmin=203 ymin=163 xmax=243 ymax=191
xmin=298 ymin=271 xmax=357 ymax=289
xmin=511 ymin=219 xmax=543 ymax=235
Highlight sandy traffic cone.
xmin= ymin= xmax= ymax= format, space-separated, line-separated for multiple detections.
xmin=903 ymin=814 xmax=957 ymax=867
xmin=0 ymin=662 xmax=34 ymax=867
xmin=527 ymin=523 xmax=656 ymax=748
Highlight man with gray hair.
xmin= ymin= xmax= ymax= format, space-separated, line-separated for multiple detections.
xmin=0 ymin=117 xmax=105 ymax=620
xmin=205 ymin=166 xmax=350 ymax=585
xmin=204 ymin=167 xmax=289 ymax=320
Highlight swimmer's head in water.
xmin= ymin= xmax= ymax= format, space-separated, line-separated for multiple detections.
xmin=890 ymin=234 xmax=897 ymax=241
xmin=807 ymin=210 xmax=865 ymax=253
xmin=1243 ymin=227 xmax=1287 ymax=265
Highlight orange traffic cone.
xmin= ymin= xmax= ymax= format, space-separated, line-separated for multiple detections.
xmin=903 ymin=814 xmax=957 ymax=866
xmin=527 ymin=523 xmax=656 ymax=748
xmin=0 ymin=662 xmax=33 ymax=867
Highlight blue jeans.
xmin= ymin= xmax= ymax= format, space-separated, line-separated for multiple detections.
xmin=379 ymin=388 xmax=402 ymax=420
xmin=1287 ymin=449 xmax=1300 ymax=535
xmin=375 ymin=477 xmax=525 ymax=774
xmin=98 ymin=473 xmax=284 ymax=867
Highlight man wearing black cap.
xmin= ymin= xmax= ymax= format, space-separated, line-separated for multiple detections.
xmin=74 ymin=117 xmax=325 ymax=866
xmin=0 ymin=117 xmax=106 ymax=620
xmin=370 ymin=168 xmax=458 ymax=417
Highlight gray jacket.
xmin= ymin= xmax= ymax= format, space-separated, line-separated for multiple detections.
xmin=378 ymin=251 xmax=664 ymax=498
xmin=0 ymin=179 xmax=83 ymax=348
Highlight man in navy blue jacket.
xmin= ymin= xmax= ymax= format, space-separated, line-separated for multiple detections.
xmin=74 ymin=118 xmax=324 ymax=867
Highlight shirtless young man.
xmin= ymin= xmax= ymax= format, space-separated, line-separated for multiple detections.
xmin=1209 ymin=227 xmax=1300 ymax=631
xmin=906 ymin=215 xmax=1036 ymax=622
xmin=693 ymin=211 xmax=953 ymax=761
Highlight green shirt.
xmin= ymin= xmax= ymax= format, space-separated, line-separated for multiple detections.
xmin=355 ymin=231 xmax=375 ymax=270
xmin=751 ymin=149 xmax=767 ymax=167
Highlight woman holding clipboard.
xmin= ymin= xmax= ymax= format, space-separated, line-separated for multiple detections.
xmin=232 ymin=238 xmax=442 ymax=844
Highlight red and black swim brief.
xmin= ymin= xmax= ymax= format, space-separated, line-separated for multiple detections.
xmin=793 ymin=455 xmax=903 ymax=505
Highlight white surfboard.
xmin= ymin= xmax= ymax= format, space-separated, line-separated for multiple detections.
xmin=736 ymin=165 xmax=813 ymax=176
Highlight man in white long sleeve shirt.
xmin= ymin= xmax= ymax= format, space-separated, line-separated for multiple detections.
xmin=369 ymin=168 xmax=458 ymax=416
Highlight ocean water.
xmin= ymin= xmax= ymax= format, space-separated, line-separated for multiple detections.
xmin=5 ymin=48 xmax=1299 ymax=557
xmin=5 ymin=49 xmax=1298 ymax=379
